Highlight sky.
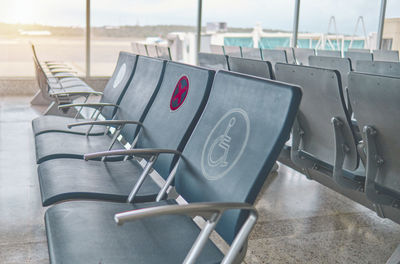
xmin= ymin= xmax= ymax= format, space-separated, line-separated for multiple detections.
xmin=0 ymin=0 xmax=400 ymax=34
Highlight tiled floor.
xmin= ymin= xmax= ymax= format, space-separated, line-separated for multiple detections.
xmin=1 ymin=97 xmax=399 ymax=264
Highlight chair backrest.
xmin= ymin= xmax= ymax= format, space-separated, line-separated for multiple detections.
xmin=373 ymin=50 xmax=399 ymax=62
xmin=309 ymin=56 xmax=352 ymax=89
xmin=32 ymin=55 xmax=50 ymax=98
xmin=277 ymin=47 xmax=296 ymax=64
xmin=116 ymin=56 xmax=166 ymax=143
xmin=198 ymin=52 xmax=229 ymax=70
xmin=99 ymin=52 xmax=138 ymax=120
xmin=223 ymin=46 xmax=242 ymax=57
xmin=316 ymin=50 xmax=341 ymax=58
xmin=355 ymin=60 xmax=400 ymax=78
xmin=137 ymin=43 xmax=148 ymax=56
xmin=275 ymin=63 xmax=358 ymax=171
xmin=131 ymin=43 xmax=139 ymax=54
xmin=345 ymin=51 xmax=373 ymax=69
xmin=293 ymin=48 xmax=315 ymax=65
xmin=227 ymin=57 xmax=272 ymax=79
xmin=210 ymin=44 xmax=225 ymax=55
xmin=145 ymin=44 xmax=158 ymax=58
xmin=156 ymin=46 xmax=172 ymax=60
xmin=240 ymin=47 xmax=262 ymax=60
xmin=135 ymin=62 xmax=215 ymax=178
xmin=261 ymin=49 xmax=288 ymax=65
xmin=348 ymin=48 xmax=369 ymax=53
xmin=175 ymin=70 xmax=301 ymax=244
xmin=348 ymin=72 xmax=400 ymax=203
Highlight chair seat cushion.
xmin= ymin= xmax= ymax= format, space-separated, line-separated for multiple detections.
xmin=34 ymin=132 xmax=124 ymax=164
xmin=38 ymin=158 xmax=160 ymax=206
xmin=45 ymin=200 xmax=224 ymax=264
xmin=32 ymin=116 xmax=106 ymax=136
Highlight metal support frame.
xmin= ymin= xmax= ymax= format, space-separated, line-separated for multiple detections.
xmin=196 ymin=0 xmax=203 ymax=65
xmin=331 ymin=117 xmax=363 ymax=190
xmin=363 ymin=126 xmax=394 ymax=205
xmin=291 ymin=0 xmax=300 ymax=48
xmin=86 ymin=0 xmax=91 ymax=78
xmin=377 ymin=0 xmax=387 ymax=50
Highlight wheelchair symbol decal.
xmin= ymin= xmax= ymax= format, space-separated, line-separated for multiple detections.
xmin=170 ymin=76 xmax=189 ymax=111
xmin=113 ymin=63 xmax=127 ymax=89
xmin=201 ymin=108 xmax=250 ymax=180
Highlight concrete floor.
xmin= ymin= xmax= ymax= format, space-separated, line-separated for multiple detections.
xmin=1 ymin=96 xmax=400 ymax=264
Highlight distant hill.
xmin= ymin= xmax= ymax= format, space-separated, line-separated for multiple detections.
xmin=0 ymin=23 xmax=288 ymax=38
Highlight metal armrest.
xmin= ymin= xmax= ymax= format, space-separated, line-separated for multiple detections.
xmin=49 ymin=75 xmax=79 ymax=79
xmin=115 ymin=202 xmax=258 ymax=264
xmin=68 ymin=120 xmax=142 ymax=130
xmin=115 ymin=202 xmax=255 ymax=224
xmin=50 ymin=91 xmax=103 ymax=97
xmin=84 ymin=148 xmax=180 ymax=160
xmin=58 ymin=102 xmax=118 ymax=111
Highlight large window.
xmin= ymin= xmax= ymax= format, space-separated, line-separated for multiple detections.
xmin=0 ymin=0 xmax=85 ymax=77
xmin=298 ymin=0 xmax=381 ymax=51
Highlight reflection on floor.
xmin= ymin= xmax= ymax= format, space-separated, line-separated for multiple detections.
xmin=1 ymin=97 xmax=399 ymax=264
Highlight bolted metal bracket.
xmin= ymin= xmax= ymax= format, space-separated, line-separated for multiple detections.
xmin=290 ymin=116 xmax=315 ymax=169
xmin=331 ymin=117 xmax=363 ymax=190
xmin=363 ymin=125 xmax=394 ymax=205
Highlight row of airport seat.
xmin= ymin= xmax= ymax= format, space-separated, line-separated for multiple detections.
xmin=209 ymin=44 xmax=400 ymax=66
xmin=32 ymin=52 xmax=302 ymax=263
xmin=198 ymin=51 xmax=400 ymax=217
xmin=131 ymin=42 xmax=172 ymax=60
xmin=31 ymin=44 xmax=103 ymax=115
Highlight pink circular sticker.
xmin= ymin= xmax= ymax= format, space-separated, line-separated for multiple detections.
xmin=170 ymin=76 xmax=189 ymax=111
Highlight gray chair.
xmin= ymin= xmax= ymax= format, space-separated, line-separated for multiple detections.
xmin=223 ymin=46 xmax=242 ymax=57
xmin=34 ymin=57 xmax=166 ymax=164
xmin=210 ymin=44 xmax=224 ymax=55
xmin=32 ymin=52 xmax=138 ymax=136
xmin=373 ymin=50 xmax=399 ymax=62
xmin=316 ymin=50 xmax=341 ymax=58
xmin=308 ymin=56 xmax=352 ymax=94
xmin=355 ymin=60 xmax=400 ymax=78
xmin=275 ymin=63 xmax=363 ymax=190
xmin=345 ymin=51 xmax=373 ymax=69
xmin=145 ymin=44 xmax=158 ymax=58
xmin=347 ymin=48 xmax=369 ymax=53
xmin=156 ymin=45 xmax=172 ymax=60
xmin=240 ymin=47 xmax=262 ymax=60
xmin=137 ymin=43 xmax=148 ymax=56
xmin=131 ymin=42 xmax=139 ymax=54
xmin=198 ymin=52 xmax=229 ymax=70
xmin=261 ymin=49 xmax=288 ymax=78
xmin=349 ymin=72 xmax=400 ymax=205
xmin=37 ymin=61 xmax=214 ymax=205
xmin=228 ymin=57 xmax=272 ymax=79
xmin=293 ymin=48 xmax=315 ymax=66
xmin=44 ymin=70 xmax=301 ymax=264
xmin=278 ymin=47 xmax=296 ymax=64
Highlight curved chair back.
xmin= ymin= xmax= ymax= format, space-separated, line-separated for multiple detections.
xmin=116 ymin=56 xmax=166 ymax=143
xmin=99 ymin=52 xmax=138 ymax=120
xmin=356 ymin=60 xmax=400 ymax=78
xmin=373 ymin=50 xmax=399 ymax=62
xmin=135 ymin=62 xmax=215 ymax=178
xmin=275 ymin=63 xmax=358 ymax=172
xmin=349 ymin=72 xmax=400 ymax=204
xmin=293 ymin=48 xmax=315 ymax=65
xmin=316 ymin=50 xmax=341 ymax=57
xmin=241 ymin=47 xmax=262 ymax=60
xmin=175 ymin=70 xmax=301 ymax=243
xmin=228 ymin=57 xmax=272 ymax=79
xmin=198 ymin=52 xmax=229 ymax=70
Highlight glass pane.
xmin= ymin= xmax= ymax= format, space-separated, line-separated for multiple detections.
xmin=0 ymin=0 xmax=85 ymax=77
